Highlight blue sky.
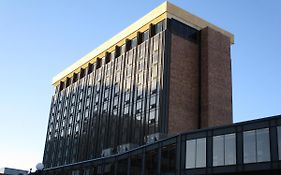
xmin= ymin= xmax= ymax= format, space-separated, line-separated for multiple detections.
xmin=0 ymin=0 xmax=280 ymax=170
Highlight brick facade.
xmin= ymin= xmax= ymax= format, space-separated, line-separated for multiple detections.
xmin=168 ymin=27 xmax=232 ymax=134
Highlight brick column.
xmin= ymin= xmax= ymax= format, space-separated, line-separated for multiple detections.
xmin=200 ymin=27 xmax=233 ymax=128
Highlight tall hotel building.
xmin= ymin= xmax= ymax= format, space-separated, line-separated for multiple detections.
xmin=43 ymin=1 xmax=234 ymax=171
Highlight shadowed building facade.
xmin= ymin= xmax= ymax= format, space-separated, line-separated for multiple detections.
xmin=42 ymin=1 xmax=233 ymax=169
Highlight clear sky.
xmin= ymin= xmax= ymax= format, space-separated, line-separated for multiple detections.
xmin=0 ymin=0 xmax=280 ymax=171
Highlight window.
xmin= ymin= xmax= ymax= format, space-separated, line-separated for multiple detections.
xmin=113 ymin=97 xmax=118 ymax=106
xmin=96 ymin=84 xmax=100 ymax=92
xmin=93 ymin=105 xmax=98 ymax=112
xmin=213 ymin=133 xmax=236 ymax=166
xmin=131 ymin=37 xmax=137 ymax=48
xmin=78 ymin=103 xmax=82 ymax=111
xmin=243 ymin=128 xmax=270 ymax=163
xmin=155 ymin=21 xmax=163 ymax=34
xmin=75 ymin=124 xmax=79 ymax=133
xmin=115 ymin=72 xmax=120 ymax=82
xmin=124 ymin=105 xmax=129 ymax=115
xmin=84 ymin=109 xmax=89 ymax=118
xmin=161 ymin=144 xmax=176 ymax=174
xmin=150 ymin=95 xmax=156 ymax=106
xmin=149 ymin=110 xmax=156 ymax=124
xmin=139 ymin=46 xmax=145 ymax=59
xmin=145 ymin=150 xmax=158 ymax=175
xmin=104 ymin=90 xmax=109 ymax=99
xmin=79 ymin=92 xmax=83 ymax=100
xmin=152 ymin=65 xmax=158 ymax=78
xmin=128 ymin=51 xmax=133 ymax=62
xmin=95 ymin=95 xmax=99 ymax=103
xmin=138 ymin=60 xmax=144 ymax=71
xmin=138 ymin=73 xmax=143 ymax=84
xmin=117 ymin=159 xmax=128 ymax=175
xmin=127 ymin=67 xmax=132 ymax=76
xmin=87 ymin=86 xmax=92 ymax=95
xmin=115 ymin=84 xmax=119 ymax=94
xmin=86 ymin=98 xmax=90 ymax=107
xmin=77 ymin=113 xmax=81 ymax=121
xmin=186 ymin=138 xmax=206 ymax=169
xmin=277 ymin=126 xmax=281 ymax=160
xmin=103 ymin=102 xmax=108 ymax=112
xmin=143 ymin=30 xmax=149 ymax=41
xmin=137 ymin=101 xmax=142 ymax=111
xmin=152 ymin=53 xmax=158 ymax=64
xmin=151 ymin=80 xmax=157 ymax=93
xmin=137 ymin=86 xmax=143 ymax=97
xmin=125 ymin=92 xmax=130 ymax=102
xmin=153 ymin=37 xmax=159 ymax=51
xmin=130 ymin=154 xmax=142 ymax=175
xmin=126 ymin=79 xmax=131 ymax=90
xmin=117 ymin=59 xmax=122 ymax=71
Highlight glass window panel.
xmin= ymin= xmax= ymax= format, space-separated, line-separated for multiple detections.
xmin=149 ymin=110 xmax=155 ymax=121
xmin=103 ymin=102 xmax=108 ymax=111
xmin=115 ymin=84 xmax=119 ymax=94
xmin=151 ymin=80 xmax=157 ymax=92
xmin=243 ymin=130 xmax=256 ymax=163
xmin=150 ymin=95 xmax=156 ymax=105
xmin=186 ymin=140 xmax=196 ymax=169
xmin=124 ymin=106 xmax=129 ymax=115
xmin=256 ymin=128 xmax=270 ymax=162
xmin=225 ymin=133 xmax=236 ymax=165
xmin=130 ymin=155 xmax=142 ymax=175
xmin=196 ymin=138 xmax=206 ymax=168
xmin=137 ymin=86 xmax=143 ymax=97
xmin=103 ymin=163 xmax=114 ymax=175
xmin=85 ymin=110 xmax=89 ymax=118
xmin=96 ymin=84 xmax=100 ymax=92
xmin=127 ymin=67 xmax=132 ymax=76
xmin=104 ymin=90 xmax=109 ymax=99
xmin=213 ymin=135 xmax=224 ymax=166
xmin=145 ymin=150 xmax=158 ymax=175
xmin=121 ymin=44 xmax=126 ymax=54
xmin=86 ymin=98 xmax=90 ymax=107
xmin=94 ymin=105 xmax=98 ymax=112
xmin=113 ymin=109 xmax=117 ymax=115
xmin=152 ymin=53 xmax=158 ymax=64
xmin=126 ymin=79 xmax=131 ymax=90
xmin=115 ymin=72 xmax=120 ymax=82
xmin=138 ymin=73 xmax=143 ymax=84
xmin=152 ymin=65 xmax=158 ymax=78
xmin=125 ymin=92 xmax=130 ymax=102
xmin=277 ymin=126 xmax=281 ymax=160
xmin=131 ymin=37 xmax=137 ymax=48
xmin=153 ymin=37 xmax=159 ymax=51
xmin=137 ymin=101 xmax=142 ymax=110
xmin=95 ymin=95 xmax=99 ymax=103
xmin=161 ymin=144 xmax=176 ymax=174
xmin=139 ymin=60 xmax=144 ymax=71
xmin=114 ymin=97 xmax=118 ymax=106
xmin=143 ymin=30 xmax=149 ymax=41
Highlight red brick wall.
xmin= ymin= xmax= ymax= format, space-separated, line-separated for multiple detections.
xmin=200 ymin=27 xmax=233 ymax=128
xmin=168 ymin=33 xmax=200 ymax=134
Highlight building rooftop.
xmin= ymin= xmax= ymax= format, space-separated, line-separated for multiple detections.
xmin=52 ymin=1 xmax=234 ymax=86
xmin=0 ymin=167 xmax=28 ymax=175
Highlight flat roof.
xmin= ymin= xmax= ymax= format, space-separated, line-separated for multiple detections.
xmin=52 ymin=1 xmax=234 ymax=86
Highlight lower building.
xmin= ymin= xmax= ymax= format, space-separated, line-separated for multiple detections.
xmin=0 ymin=167 xmax=28 ymax=175
xmin=41 ymin=115 xmax=281 ymax=175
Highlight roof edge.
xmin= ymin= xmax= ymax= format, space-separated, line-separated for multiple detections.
xmin=52 ymin=1 xmax=234 ymax=86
